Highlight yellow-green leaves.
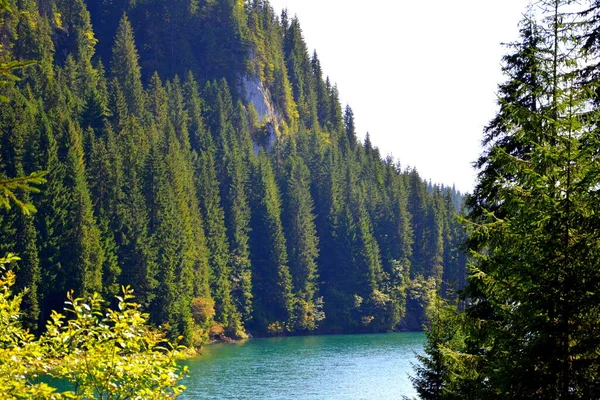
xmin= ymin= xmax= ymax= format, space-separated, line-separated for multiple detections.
xmin=0 ymin=262 xmax=188 ymax=399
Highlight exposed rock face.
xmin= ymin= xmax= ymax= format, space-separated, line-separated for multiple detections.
xmin=240 ymin=74 xmax=276 ymax=123
xmin=240 ymin=74 xmax=279 ymax=153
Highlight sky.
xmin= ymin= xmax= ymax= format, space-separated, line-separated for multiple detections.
xmin=267 ymin=0 xmax=529 ymax=193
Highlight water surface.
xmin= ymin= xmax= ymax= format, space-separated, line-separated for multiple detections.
xmin=180 ymin=332 xmax=424 ymax=399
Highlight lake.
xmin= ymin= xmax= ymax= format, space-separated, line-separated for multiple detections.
xmin=180 ymin=331 xmax=425 ymax=399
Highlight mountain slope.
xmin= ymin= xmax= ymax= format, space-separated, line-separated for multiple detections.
xmin=0 ymin=0 xmax=466 ymax=342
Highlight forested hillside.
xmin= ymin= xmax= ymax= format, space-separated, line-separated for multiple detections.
xmin=0 ymin=0 xmax=466 ymax=344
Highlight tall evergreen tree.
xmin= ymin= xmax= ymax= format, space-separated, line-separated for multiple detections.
xmin=280 ymin=142 xmax=321 ymax=331
xmin=0 ymin=88 xmax=42 ymax=329
xmin=249 ymin=152 xmax=294 ymax=333
xmin=184 ymin=72 xmax=213 ymax=153
xmin=343 ymin=105 xmax=357 ymax=150
xmin=196 ymin=150 xmax=241 ymax=336
xmin=283 ymin=17 xmax=319 ymax=131
xmin=221 ymin=141 xmax=254 ymax=324
xmin=110 ymin=13 xmax=145 ymax=118
xmin=312 ymin=51 xmax=331 ymax=129
xmin=415 ymin=2 xmax=600 ymax=397
xmin=61 ymin=120 xmax=104 ymax=296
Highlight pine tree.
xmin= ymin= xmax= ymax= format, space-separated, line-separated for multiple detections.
xmin=61 ymin=120 xmax=104 ymax=296
xmin=148 ymin=121 xmax=211 ymax=345
xmin=110 ymin=13 xmax=145 ymax=118
xmin=196 ymin=150 xmax=241 ymax=336
xmin=0 ymin=88 xmax=43 ymax=329
xmin=312 ymin=51 xmax=331 ymax=129
xmin=343 ymin=105 xmax=357 ymax=150
xmin=221 ymin=141 xmax=254 ymax=324
xmin=280 ymin=143 xmax=321 ymax=331
xmin=249 ymin=151 xmax=294 ymax=333
xmin=283 ymin=17 xmax=319 ymax=131
xmin=416 ymin=2 xmax=600 ymax=397
xmin=184 ymin=72 xmax=212 ymax=153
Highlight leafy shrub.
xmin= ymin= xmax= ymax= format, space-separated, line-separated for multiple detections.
xmin=0 ymin=254 xmax=188 ymax=399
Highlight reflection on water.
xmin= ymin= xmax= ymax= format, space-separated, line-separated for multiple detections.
xmin=180 ymin=332 xmax=424 ymax=400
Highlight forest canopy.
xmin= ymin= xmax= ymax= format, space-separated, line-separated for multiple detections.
xmin=0 ymin=0 xmax=466 ymax=345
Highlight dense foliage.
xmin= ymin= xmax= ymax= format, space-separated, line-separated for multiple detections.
xmin=0 ymin=254 xmax=187 ymax=399
xmin=412 ymin=0 xmax=600 ymax=398
xmin=0 ymin=0 xmax=466 ymax=344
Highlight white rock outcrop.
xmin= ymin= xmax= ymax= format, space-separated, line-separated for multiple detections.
xmin=240 ymin=74 xmax=280 ymax=152
xmin=240 ymin=74 xmax=277 ymax=124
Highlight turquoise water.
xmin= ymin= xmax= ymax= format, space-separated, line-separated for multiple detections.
xmin=180 ymin=332 xmax=425 ymax=400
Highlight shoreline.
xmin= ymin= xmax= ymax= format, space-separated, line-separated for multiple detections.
xmin=194 ymin=328 xmax=425 ymax=352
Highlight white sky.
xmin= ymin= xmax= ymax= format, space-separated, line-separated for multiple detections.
xmin=267 ymin=0 xmax=529 ymax=193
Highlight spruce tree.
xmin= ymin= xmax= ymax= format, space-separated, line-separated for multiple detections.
xmin=0 ymin=88 xmax=43 ymax=329
xmin=167 ymin=76 xmax=191 ymax=150
xmin=184 ymin=72 xmax=213 ymax=153
xmin=202 ymin=80 xmax=234 ymax=168
xmin=410 ymin=296 xmax=469 ymax=400
xmin=61 ymin=120 xmax=104 ymax=296
xmin=343 ymin=105 xmax=357 ymax=150
xmin=312 ymin=51 xmax=331 ymax=129
xmin=112 ymin=120 xmax=158 ymax=310
xmin=148 ymin=121 xmax=211 ymax=345
xmin=110 ymin=13 xmax=145 ymax=118
xmin=280 ymin=143 xmax=321 ymax=331
xmin=313 ymin=147 xmax=347 ymax=331
xmin=147 ymin=72 xmax=169 ymax=130
xmin=221 ymin=142 xmax=254 ymax=324
xmin=196 ymin=150 xmax=241 ymax=336
xmin=407 ymin=168 xmax=430 ymax=277
xmin=249 ymin=151 xmax=294 ymax=333
xmin=328 ymin=83 xmax=344 ymax=135
xmin=440 ymin=191 xmax=467 ymax=298
xmin=81 ymin=60 xmax=110 ymax=133
xmin=283 ymin=17 xmax=319 ymax=131
xmin=415 ymin=2 xmax=600 ymax=397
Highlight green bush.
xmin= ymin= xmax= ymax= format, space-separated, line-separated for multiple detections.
xmin=0 ymin=254 xmax=188 ymax=399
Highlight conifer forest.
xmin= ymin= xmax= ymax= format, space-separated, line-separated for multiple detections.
xmin=0 ymin=0 xmax=466 ymax=346
xmin=6 ymin=0 xmax=600 ymax=398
